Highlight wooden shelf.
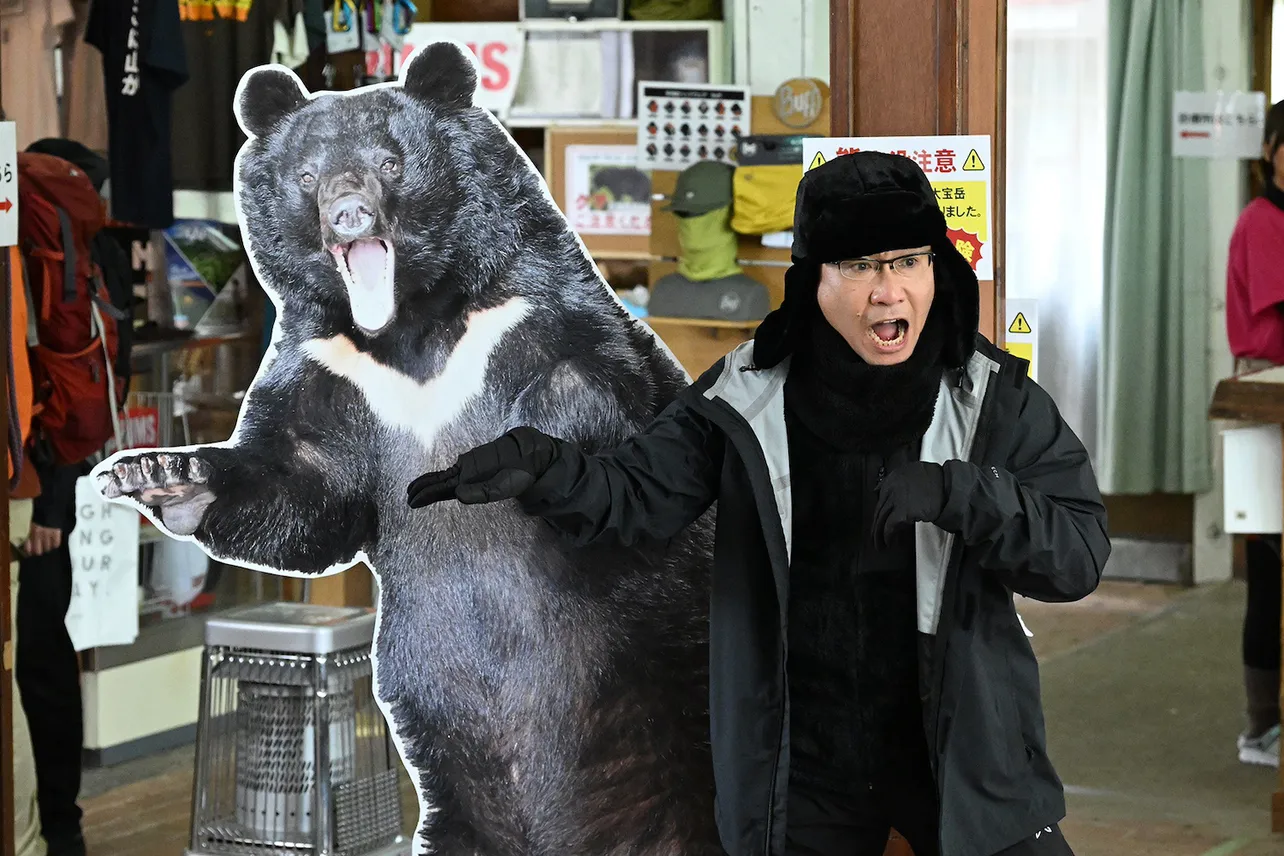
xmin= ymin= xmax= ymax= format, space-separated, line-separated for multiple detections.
xmin=592 ymin=250 xmax=654 ymax=261
xmin=507 ymin=116 xmax=638 ymax=129
xmin=645 ymin=316 xmax=760 ymax=330
xmin=518 ymin=18 xmax=723 ymax=32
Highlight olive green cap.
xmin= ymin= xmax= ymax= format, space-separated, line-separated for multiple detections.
xmin=663 ymin=160 xmax=734 ymax=216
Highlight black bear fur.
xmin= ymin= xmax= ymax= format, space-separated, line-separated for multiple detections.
xmin=97 ymin=42 xmax=718 ymax=856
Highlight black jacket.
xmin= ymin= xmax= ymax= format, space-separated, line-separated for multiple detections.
xmin=520 ymin=333 xmax=1110 ymax=856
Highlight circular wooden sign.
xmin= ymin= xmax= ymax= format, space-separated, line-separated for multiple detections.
xmin=772 ymin=78 xmax=828 ymax=129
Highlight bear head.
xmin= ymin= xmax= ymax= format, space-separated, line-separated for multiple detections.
xmin=233 ymin=42 xmax=484 ymax=336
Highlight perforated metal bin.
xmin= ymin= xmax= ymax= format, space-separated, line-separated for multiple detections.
xmin=186 ymin=603 xmax=410 ymax=856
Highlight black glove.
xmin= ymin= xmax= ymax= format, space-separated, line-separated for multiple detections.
xmin=407 ymin=427 xmax=559 ymax=508
xmin=872 ymin=461 xmax=948 ymax=551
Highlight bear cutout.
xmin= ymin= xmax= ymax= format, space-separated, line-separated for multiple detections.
xmin=93 ymin=42 xmax=719 ymax=856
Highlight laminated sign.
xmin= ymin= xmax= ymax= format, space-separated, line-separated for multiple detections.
xmin=1003 ymin=298 xmax=1038 ymax=382
xmin=67 ymin=475 xmax=140 ymax=651
xmin=1172 ymin=91 xmax=1267 ymax=159
xmin=564 ymin=144 xmax=652 ymax=236
xmin=0 ymin=121 xmax=15 ymax=248
xmin=802 ymin=135 xmax=994 ymax=280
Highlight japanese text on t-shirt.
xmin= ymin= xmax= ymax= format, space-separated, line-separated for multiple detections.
xmin=123 ymin=0 xmax=141 ymax=96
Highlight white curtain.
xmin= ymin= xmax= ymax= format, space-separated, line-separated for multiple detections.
xmin=1005 ymin=0 xmax=1109 ymax=461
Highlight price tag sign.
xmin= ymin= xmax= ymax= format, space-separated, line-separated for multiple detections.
xmin=0 ymin=121 xmax=17 ymax=248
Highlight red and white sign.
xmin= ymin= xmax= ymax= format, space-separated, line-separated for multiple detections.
xmin=0 ymin=121 xmax=17 ymax=248
xmin=103 ymin=407 xmax=162 ymax=455
xmin=366 ymin=24 xmax=525 ymax=118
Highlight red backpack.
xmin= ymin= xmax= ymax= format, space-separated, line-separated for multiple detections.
xmin=18 ymin=152 xmax=125 ymax=466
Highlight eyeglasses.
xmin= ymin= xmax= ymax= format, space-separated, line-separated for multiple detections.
xmin=834 ymin=252 xmax=935 ymax=282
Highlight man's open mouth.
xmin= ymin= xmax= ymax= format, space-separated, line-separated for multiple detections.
xmin=867 ymin=319 xmax=909 ymax=349
xmin=331 ymin=237 xmax=396 ymax=334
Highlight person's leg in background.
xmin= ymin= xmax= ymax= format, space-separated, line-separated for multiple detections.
xmin=1240 ymin=533 xmax=1282 ymax=767
xmin=16 ymin=457 xmax=87 ymax=856
xmin=10 ymin=498 xmax=48 ymax=856
xmin=16 ymin=537 xmax=85 ymax=856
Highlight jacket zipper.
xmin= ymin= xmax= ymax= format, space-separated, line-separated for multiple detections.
xmin=925 ymin=358 xmax=1012 ymax=802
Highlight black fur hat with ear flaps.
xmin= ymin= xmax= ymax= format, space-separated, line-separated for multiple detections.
xmin=751 ymin=150 xmax=981 ymax=370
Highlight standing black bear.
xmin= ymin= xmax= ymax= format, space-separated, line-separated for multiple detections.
xmin=94 ymin=42 xmax=719 ymax=856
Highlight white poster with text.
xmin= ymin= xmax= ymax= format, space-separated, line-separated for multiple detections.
xmin=67 ymin=476 xmax=140 ymax=651
xmin=565 ymin=144 xmax=652 ymax=236
xmin=1173 ymin=91 xmax=1267 ymax=159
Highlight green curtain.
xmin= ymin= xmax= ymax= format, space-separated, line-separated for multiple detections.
xmin=1099 ymin=0 xmax=1211 ymax=494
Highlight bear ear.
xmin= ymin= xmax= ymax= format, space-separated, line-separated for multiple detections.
xmin=236 ymin=66 xmax=309 ymax=138
xmin=400 ymin=42 xmax=478 ymax=112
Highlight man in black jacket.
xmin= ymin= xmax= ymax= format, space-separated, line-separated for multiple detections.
xmin=408 ymin=152 xmax=1110 ymax=856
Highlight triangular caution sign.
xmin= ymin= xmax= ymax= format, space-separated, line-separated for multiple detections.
xmin=1008 ymin=312 xmax=1032 ymax=335
xmin=962 ymin=149 xmax=985 ymax=171
xmin=809 ymin=152 xmax=827 ymax=170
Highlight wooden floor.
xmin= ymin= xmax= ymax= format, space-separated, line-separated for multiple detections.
xmin=71 ymin=582 xmax=1283 ymax=856
xmin=81 ymin=762 xmax=421 ymax=856
xmin=81 ymin=766 xmax=192 ymax=855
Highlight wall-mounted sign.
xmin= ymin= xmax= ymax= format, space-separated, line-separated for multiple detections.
xmin=803 ymin=134 xmax=994 ymax=280
xmin=637 ymin=82 xmax=752 ymax=170
xmin=366 ymin=24 xmax=525 ymax=117
xmin=772 ymin=78 xmax=826 ymax=129
xmin=1003 ymin=298 xmax=1038 ymax=381
xmin=0 ymin=121 xmax=16 ymax=248
xmin=1172 ymin=91 xmax=1267 ymax=159
xmin=564 ymin=144 xmax=652 ymax=236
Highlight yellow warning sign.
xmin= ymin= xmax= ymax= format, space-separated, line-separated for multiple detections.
xmin=1008 ymin=312 xmax=1032 ymax=335
xmin=1004 ymin=342 xmax=1034 ymax=367
xmin=962 ymin=149 xmax=985 ymax=172
xmin=808 ymin=152 xmax=827 ymax=170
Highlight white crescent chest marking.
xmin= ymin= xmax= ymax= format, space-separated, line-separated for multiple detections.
xmin=302 ymin=296 xmax=532 ymax=451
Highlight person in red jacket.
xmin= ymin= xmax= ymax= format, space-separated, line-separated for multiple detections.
xmin=1225 ymin=98 xmax=1284 ymax=768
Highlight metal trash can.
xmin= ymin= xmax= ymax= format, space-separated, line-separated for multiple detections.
xmin=186 ymin=602 xmax=411 ymax=856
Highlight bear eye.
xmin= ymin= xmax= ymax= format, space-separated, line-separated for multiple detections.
xmin=380 ymin=157 xmax=399 ymax=174
xmin=299 ymin=171 xmax=315 ymax=186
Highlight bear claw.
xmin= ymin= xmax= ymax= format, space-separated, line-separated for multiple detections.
xmin=99 ymin=452 xmax=217 ymax=536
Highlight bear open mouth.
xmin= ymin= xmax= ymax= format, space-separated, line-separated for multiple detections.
xmin=332 ymin=238 xmax=396 ymax=334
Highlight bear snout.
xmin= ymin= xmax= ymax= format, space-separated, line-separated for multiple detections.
xmin=329 ymin=195 xmax=378 ymax=241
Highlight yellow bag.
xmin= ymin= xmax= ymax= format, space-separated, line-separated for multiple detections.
xmin=730 ymin=164 xmax=803 ymax=235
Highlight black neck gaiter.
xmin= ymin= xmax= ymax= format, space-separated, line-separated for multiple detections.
xmin=784 ymin=309 xmax=947 ymax=454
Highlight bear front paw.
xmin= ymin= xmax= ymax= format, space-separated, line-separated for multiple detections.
xmin=98 ymin=453 xmax=216 ymax=536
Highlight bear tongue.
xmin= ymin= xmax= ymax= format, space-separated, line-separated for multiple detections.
xmin=343 ymin=239 xmax=395 ymax=332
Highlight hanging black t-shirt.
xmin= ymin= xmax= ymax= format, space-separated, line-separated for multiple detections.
xmin=168 ymin=0 xmax=287 ymax=193
xmin=86 ymin=0 xmax=190 ymax=229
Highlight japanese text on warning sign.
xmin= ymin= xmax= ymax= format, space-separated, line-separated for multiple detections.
xmin=802 ymin=135 xmax=994 ymax=281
